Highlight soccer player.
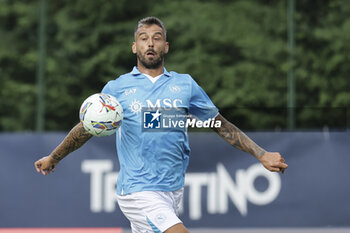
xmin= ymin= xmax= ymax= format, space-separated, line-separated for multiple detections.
xmin=35 ymin=17 xmax=288 ymax=233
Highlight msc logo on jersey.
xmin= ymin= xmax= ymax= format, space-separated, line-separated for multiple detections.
xmin=129 ymin=99 xmax=184 ymax=115
xmin=143 ymin=109 xmax=162 ymax=129
xmin=146 ymin=99 xmax=183 ymax=109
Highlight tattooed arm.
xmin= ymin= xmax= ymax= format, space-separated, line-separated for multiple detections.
xmin=212 ymin=114 xmax=288 ymax=173
xmin=34 ymin=122 xmax=93 ymax=175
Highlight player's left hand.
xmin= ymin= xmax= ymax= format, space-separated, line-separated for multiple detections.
xmin=259 ymin=152 xmax=288 ymax=173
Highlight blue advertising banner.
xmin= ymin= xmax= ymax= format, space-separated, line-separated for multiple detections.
xmin=0 ymin=131 xmax=349 ymax=228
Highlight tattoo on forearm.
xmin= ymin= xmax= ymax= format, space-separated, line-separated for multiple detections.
xmin=212 ymin=114 xmax=266 ymax=159
xmin=51 ymin=122 xmax=93 ymax=161
xmin=52 ymin=153 xmax=63 ymax=161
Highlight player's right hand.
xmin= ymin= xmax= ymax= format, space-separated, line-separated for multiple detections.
xmin=34 ymin=156 xmax=59 ymax=176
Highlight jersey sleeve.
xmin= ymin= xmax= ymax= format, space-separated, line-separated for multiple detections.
xmin=101 ymin=81 xmax=113 ymax=95
xmin=188 ymin=77 xmax=219 ymax=121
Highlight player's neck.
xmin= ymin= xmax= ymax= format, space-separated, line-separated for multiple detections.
xmin=137 ymin=62 xmax=164 ymax=77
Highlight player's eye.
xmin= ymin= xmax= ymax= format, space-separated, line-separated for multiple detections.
xmin=139 ymin=36 xmax=147 ymax=41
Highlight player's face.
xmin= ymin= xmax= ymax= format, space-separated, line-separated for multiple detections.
xmin=132 ymin=24 xmax=169 ymax=69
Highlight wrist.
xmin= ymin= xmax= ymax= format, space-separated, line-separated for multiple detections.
xmin=256 ymin=149 xmax=267 ymax=160
xmin=50 ymin=153 xmax=63 ymax=162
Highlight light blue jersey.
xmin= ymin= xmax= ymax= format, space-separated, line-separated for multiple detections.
xmin=102 ymin=67 xmax=218 ymax=195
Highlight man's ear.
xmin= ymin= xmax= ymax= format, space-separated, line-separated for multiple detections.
xmin=165 ymin=42 xmax=169 ymax=54
xmin=132 ymin=42 xmax=137 ymax=54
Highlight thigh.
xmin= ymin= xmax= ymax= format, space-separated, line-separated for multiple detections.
xmin=171 ymin=188 xmax=184 ymax=216
xmin=117 ymin=191 xmax=183 ymax=233
xmin=164 ymin=223 xmax=189 ymax=233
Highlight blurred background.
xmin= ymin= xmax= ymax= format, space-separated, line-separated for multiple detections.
xmin=1 ymin=0 xmax=350 ymax=232
xmin=0 ymin=0 xmax=349 ymax=132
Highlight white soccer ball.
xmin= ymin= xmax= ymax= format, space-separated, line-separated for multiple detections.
xmin=79 ymin=93 xmax=123 ymax=137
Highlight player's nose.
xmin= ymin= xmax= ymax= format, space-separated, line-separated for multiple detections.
xmin=147 ymin=39 xmax=154 ymax=47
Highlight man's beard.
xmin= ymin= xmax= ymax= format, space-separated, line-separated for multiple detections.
xmin=137 ymin=50 xmax=165 ymax=69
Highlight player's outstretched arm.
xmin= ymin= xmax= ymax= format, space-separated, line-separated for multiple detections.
xmin=34 ymin=122 xmax=93 ymax=176
xmin=212 ymin=114 xmax=288 ymax=173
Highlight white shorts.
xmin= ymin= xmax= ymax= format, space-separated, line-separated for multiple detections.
xmin=116 ymin=189 xmax=184 ymax=233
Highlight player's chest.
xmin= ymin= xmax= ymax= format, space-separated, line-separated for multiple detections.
xmin=118 ymin=80 xmax=190 ymax=116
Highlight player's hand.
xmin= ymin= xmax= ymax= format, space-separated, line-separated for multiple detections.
xmin=34 ymin=155 xmax=59 ymax=176
xmin=259 ymin=152 xmax=288 ymax=173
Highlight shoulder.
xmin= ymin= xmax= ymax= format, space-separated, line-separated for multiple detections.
xmin=104 ymin=72 xmax=133 ymax=88
xmin=168 ymin=71 xmax=201 ymax=90
xmin=169 ymin=71 xmax=194 ymax=82
xmin=102 ymin=72 xmax=135 ymax=95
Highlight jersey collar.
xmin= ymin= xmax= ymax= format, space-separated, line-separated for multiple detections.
xmin=131 ymin=66 xmax=171 ymax=77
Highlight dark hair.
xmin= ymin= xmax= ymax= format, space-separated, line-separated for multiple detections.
xmin=134 ymin=16 xmax=167 ymax=40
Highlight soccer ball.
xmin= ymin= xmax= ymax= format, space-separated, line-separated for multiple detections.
xmin=79 ymin=93 xmax=123 ymax=137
